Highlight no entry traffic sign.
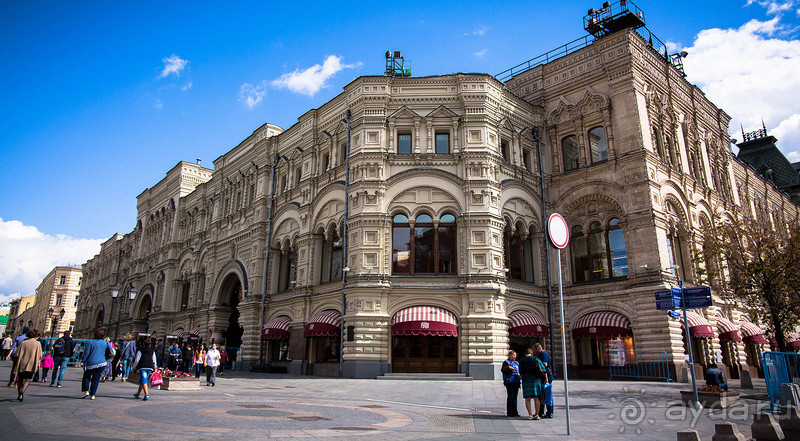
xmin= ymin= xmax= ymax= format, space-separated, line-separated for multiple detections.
xmin=548 ymin=213 xmax=569 ymax=249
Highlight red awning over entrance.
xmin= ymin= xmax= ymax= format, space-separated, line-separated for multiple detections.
xmin=716 ymin=317 xmax=742 ymax=342
xmin=741 ymin=321 xmax=768 ymax=345
xmin=685 ymin=311 xmax=715 ymax=339
xmin=303 ymin=310 xmax=341 ymax=337
xmin=508 ymin=310 xmax=549 ymax=337
xmin=392 ymin=306 xmax=458 ymax=336
xmin=189 ymin=327 xmax=201 ymax=337
xmin=262 ymin=316 xmax=291 ymax=340
xmin=572 ymin=311 xmax=631 ymax=339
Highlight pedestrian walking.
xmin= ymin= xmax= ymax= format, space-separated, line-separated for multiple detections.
xmin=120 ymin=333 xmax=137 ymax=382
xmin=7 ymin=327 xmax=30 ymax=386
xmin=193 ymin=344 xmax=205 ymax=378
xmin=204 ymin=343 xmax=221 ymax=387
xmin=1 ymin=333 xmax=12 ymax=360
xmin=81 ymin=329 xmax=111 ymax=400
xmin=132 ymin=338 xmax=157 ymax=401
xmin=110 ymin=340 xmax=122 ymax=381
xmin=501 ymin=350 xmax=521 ymax=417
xmin=12 ymin=329 xmax=43 ymax=402
xmin=50 ymin=330 xmax=75 ymax=387
xmin=40 ymin=350 xmax=54 ymax=382
xmin=218 ymin=346 xmax=228 ymax=376
xmin=154 ymin=339 xmax=165 ymax=368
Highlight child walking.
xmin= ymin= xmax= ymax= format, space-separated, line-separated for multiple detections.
xmin=40 ymin=350 xmax=54 ymax=382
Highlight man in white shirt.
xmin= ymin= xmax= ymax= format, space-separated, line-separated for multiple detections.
xmin=1 ymin=334 xmax=12 ymax=360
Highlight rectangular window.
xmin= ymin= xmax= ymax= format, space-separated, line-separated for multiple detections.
xmin=73 ymin=296 xmax=79 ymax=307
xmin=78 ymin=277 xmax=82 ymax=286
xmin=59 ymin=275 xmax=66 ymax=285
xmin=322 ymin=153 xmax=329 ymax=171
xmin=523 ymin=149 xmax=532 ymax=171
xmin=398 ymin=133 xmax=412 ymax=154
xmin=55 ymin=294 xmax=63 ymax=306
xmin=435 ymin=133 xmax=450 ymax=154
xmin=294 ymin=166 xmax=302 ymax=187
xmin=501 ymin=140 xmax=510 ymax=162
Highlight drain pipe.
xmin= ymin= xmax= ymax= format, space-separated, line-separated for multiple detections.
xmin=339 ymin=109 xmax=351 ymax=377
xmin=258 ymin=152 xmax=280 ymax=367
xmin=534 ymin=127 xmax=556 ymax=371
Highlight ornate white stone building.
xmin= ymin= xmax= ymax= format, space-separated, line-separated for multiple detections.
xmin=75 ymin=5 xmax=799 ymax=380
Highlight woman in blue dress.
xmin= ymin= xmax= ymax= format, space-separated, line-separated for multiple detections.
xmin=518 ymin=347 xmax=546 ymax=419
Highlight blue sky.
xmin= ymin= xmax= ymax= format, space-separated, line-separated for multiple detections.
xmin=2 ymin=0 xmax=800 ymax=301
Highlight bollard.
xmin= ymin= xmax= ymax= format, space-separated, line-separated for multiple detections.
xmin=779 ymin=405 xmax=800 ymax=439
xmin=740 ymin=369 xmax=754 ymax=389
xmin=677 ymin=429 xmax=701 ymax=441
xmin=751 ymin=412 xmax=785 ymax=441
xmin=711 ymin=422 xmax=747 ymax=441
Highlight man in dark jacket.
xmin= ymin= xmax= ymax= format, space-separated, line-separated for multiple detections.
xmin=534 ymin=343 xmax=554 ymax=418
xmin=50 ymin=330 xmax=75 ymax=387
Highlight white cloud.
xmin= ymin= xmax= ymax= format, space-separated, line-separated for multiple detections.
xmin=746 ymin=0 xmax=796 ymax=15
xmin=153 ymin=99 xmax=163 ymax=110
xmin=181 ymin=81 xmax=193 ymax=92
xmin=474 ymin=49 xmax=488 ymax=58
xmin=0 ymin=218 xmax=103 ymax=299
xmin=271 ymin=55 xmax=360 ymax=97
xmin=159 ymin=54 xmax=189 ymax=78
xmin=238 ymin=81 xmax=267 ymax=109
xmin=465 ymin=26 xmax=489 ymax=36
xmin=683 ymin=17 xmax=800 ymax=158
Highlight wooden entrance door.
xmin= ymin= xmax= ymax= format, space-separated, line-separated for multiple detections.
xmin=392 ymin=335 xmax=458 ymax=373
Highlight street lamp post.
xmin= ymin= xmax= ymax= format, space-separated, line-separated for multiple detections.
xmin=113 ymin=285 xmax=137 ymax=341
xmin=48 ymin=308 xmax=66 ymax=338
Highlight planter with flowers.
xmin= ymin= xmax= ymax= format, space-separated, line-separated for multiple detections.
xmin=680 ymin=385 xmax=740 ymax=409
xmin=156 ymin=368 xmax=200 ymax=391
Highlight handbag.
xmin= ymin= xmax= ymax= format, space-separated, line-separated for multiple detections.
xmin=150 ymin=371 xmax=163 ymax=386
xmin=544 ymin=383 xmax=553 ymax=406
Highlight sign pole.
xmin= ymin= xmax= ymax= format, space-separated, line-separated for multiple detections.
xmin=547 ymin=213 xmax=571 ymax=436
xmin=680 ymin=279 xmax=701 ymax=409
xmin=557 ymin=247 xmax=571 ymax=435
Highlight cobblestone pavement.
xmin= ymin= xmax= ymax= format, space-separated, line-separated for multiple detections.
xmin=0 ymin=362 xmax=769 ymax=440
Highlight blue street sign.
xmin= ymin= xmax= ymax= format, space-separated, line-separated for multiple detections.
xmin=684 ymin=296 xmax=713 ymax=308
xmin=655 ymin=290 xmax=679 ymax=301
xmin=656 ymin=299 xmax=681 ymax=310
xmin=683 ymin=286 xmax=712 ymax=298
xmin=671 ymin=287 xmax=682 ymax=296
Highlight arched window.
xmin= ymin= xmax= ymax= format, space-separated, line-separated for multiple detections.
xmin=504 ymin=225 xmax=535 ymax=283
xmin=319 ymin=229 xmax=343 ymax=284
xmin=571 ymin=219 xmax=628 ymax=283
xmin=392 ymin=212 xmax=458 ymax=275
xmin=562 ymin=135 xmax=579 ymax=171
xmin=588 ymin=127 xmax=608 ymax=163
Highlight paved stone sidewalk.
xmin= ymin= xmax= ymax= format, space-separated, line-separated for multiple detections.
xmin=0 ymin=362 xmax=769 ymax=440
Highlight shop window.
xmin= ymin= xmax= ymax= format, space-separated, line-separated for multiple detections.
xmin=576 ymin=337 xmax=634 ymax=366
xmin=320 ymin=232 xmax=343 ymax=283
xmin=269 ymin=340 xmax=290 ymax=361
xmin=435 ymin=132 xmax=450 ymax=154
xmin=313 ymin=336 xmax=340 ymax=362
xmin=607 ymin=218 xmax=628 ymax=277
xmin=562 ymin=135 xmax=579 ymax=171
xmin=398 ymin=133 xmax=412 ymax=154
xmin=392 ymin=212 xmax=457 ymax=275
xmin=588 ymin=126 xmax=608 ymax=163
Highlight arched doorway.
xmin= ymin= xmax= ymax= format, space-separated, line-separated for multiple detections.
xmin=221 ymin=277 xmax=244 ymax=350
xmin=391 ymin=306 xmax=458 ymax=373
xmin=136 ymin=294 xmax=152 ymax=333
xmin=94 ymin=307 xmax=105 ymax=331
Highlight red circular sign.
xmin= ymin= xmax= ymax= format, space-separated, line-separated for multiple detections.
xmin=548 ymin=213 xmax=569 ymax=249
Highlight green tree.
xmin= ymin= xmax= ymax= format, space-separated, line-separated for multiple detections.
xmin=696 ymin=217 xmax=800 ymax=351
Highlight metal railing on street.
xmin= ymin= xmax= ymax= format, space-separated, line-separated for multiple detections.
xmin=762 ymin=351 xmax=800 ymax=412
xmin=608 ymin=350 xmax=672 ymax=382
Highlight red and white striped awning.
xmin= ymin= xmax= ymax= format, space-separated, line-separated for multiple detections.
xmin=392 ymin=306 xmax=458 ymax=336
xmin=189 ymin=327 xmax=201 ymax=337
xmin=304 ymin=310 xmax=341 ymax=337
xmin=172 ymin=329 xmax=186 ymax=339
xmin=572 ymin=311 xmax=631 ymax=339
xmin=715 ymin=317 xmax=742 ymax=342
xmin=740 ymin=321 xmax=768 ymax=345
xmin=262 ymin=316 xmax=291 ymax=340
xmin=685 ymin=311 xmax=715 ymax=339
xmin=508 ymin=310 xmax=549 ymax=337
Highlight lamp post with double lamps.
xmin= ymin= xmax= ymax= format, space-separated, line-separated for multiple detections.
xmin=111 ymin=284 xmax=137 ymax=341
xmin=48 ymin=307 xmax=65 ymax=338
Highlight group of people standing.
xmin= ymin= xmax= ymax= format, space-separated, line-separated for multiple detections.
xmin=163 ymin=341 xmax=224 ymax=386
xmin=502 ymin=343 xmax=554 ymax=420
xmin=5 ymin=327 xmax=75 ymax=401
